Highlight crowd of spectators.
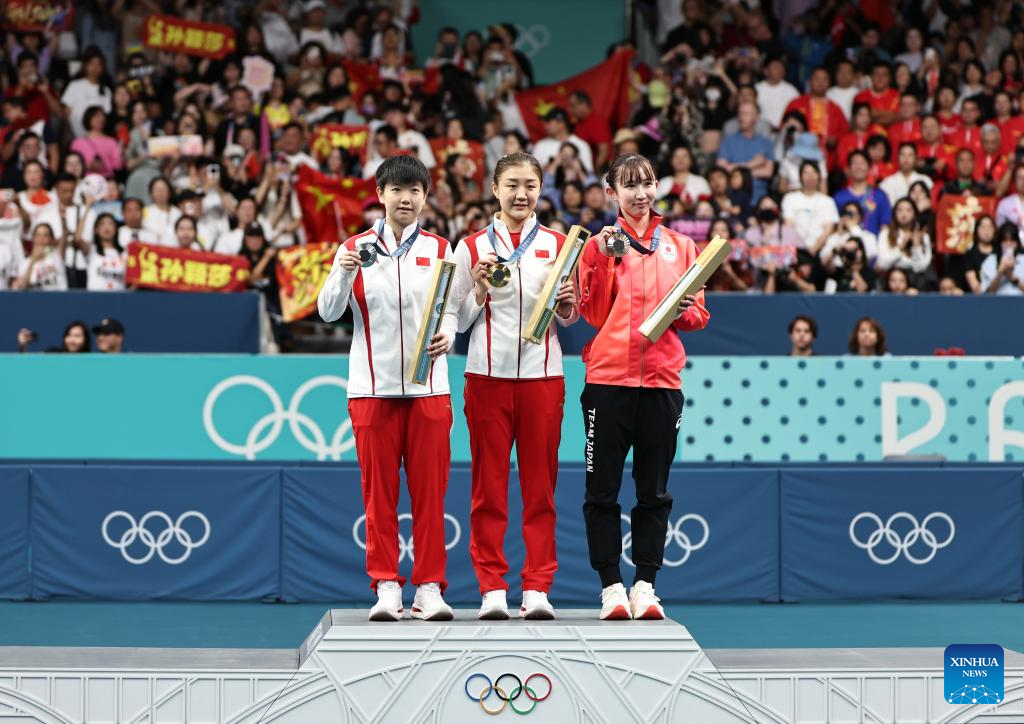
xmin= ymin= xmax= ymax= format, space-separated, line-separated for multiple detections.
xmin=1 ymin=0 xmax=1024 ymax=313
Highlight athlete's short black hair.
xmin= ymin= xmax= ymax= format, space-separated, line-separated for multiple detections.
xmin=375 ymin=154 xmax=431 ymax=192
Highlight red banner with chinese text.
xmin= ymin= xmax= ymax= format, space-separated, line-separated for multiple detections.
xmin=276 ymin=241 xmax=340 ymax=322
xmin=143 ymin=14 xmax=236 ymax=60
xmin=935 ymin=194 xmax=997 ymax=254
xmin=3 ymin=0 xmax=72 ymax=30
xmin=310 ymin=124 xmax=370 ymax=164
xmin=125 ymin=243 xmax=250 ymax=292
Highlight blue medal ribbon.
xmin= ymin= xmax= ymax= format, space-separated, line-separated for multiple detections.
xmin=486 ymin=219 xmax=541 ymax=264
xmin=616 ymin=224 xmax=661 ymax=255
xmin=372 ymin=219 xmax=420 ymax=259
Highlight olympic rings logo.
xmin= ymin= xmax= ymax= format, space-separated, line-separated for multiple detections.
xmin=101 ymin=511 xmax=211 ymax=565
xmin=620 ymin=513 xmax=709 ymax=568
xmin=352 ymin=513 xmax=462 ymax=562
xmin=203 ymin=375 xmax=355 ymax=461
xmin=464 ymin=673 xmax=552 ymax=715
xmin=849 ymin=511 xmax=955 ymax=565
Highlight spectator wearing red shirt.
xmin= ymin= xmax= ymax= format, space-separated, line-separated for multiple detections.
xmin=854 ymin=63 xmax=900 ymax=125
xmin=916 ymin=114 xmax=956 ymax=182
xmin=934 ymin=86 xmax=962 ymax=141
xmin=993 ymin=91 xmax=1024 ymax=156
xmin=3 ymin=51 xmax=61 ymax=125
xmin=947 ymin=98 xmax=984 ymax=156
xmin=836 ymin=102 xmax=886 ymax=170
xmin=783 ymin=67 xmax=848 ymax=164
xmin=865 ymin=134 xmax=896 ymax=185
xmin=568 ymin=90 xmax=612 ymax=171
xmin=887 ymin=93 xmax=922 ymax=148
xmin=975 ymin=124 xmax=1012 ymax=198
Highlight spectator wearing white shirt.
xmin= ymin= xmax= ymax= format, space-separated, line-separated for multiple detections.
xmin=755 ymin=58 xmax=799 ymax=129
xmin=826 ymin=59 xmax=859 ymax=121
xmin=379 ymin=104 xmax=435 ymax=169
xmin=278 ymin=122 xmax=319 ymax=171
xmin=980 ymin=224 xmax=1024 ymax=295
xmin=362 ymin=124 xmax=397 ymax=179
xmin=894 ymin=27 xmax=925 ymax=73
xmin=656 ymin=144 xmax=711 ymax=211
xmin=161 ymin=190 xmax=229 ymax=252
xmin=60 ymin=47 xmax=111 ymax=139
xmin=114 ymin=198 xmax=159 ymax=248
xmin=11 ymin=222 xmax=66 ymax=290
xmin=879 ymin=143 xmax=932 ymax=206
xmin=781 ymin=161 xmax=838 ymax=254
xmin=821 ymin=201 xmax=879 ymax=268
xmin=531 ymin=107 xmax=594 ymax=173
xmin=777 ymin=133 xmax=828 ymax=194
xmin=142 ymin=177 xmax=181 ymax=245
xmin=79 ymin=212 xmax=126 ymax=291
xmin=995 ymin=166 xmax=1024 ymax=229
xmin=299 ymin=1 xmax=344 ymax=56
xmin=216 ymin=197 xmax=270 ymax=255
xmin=35 ymin=173 xmax=86 ymax=286
xmin=876 ymin=198 xmax=934 ymax=289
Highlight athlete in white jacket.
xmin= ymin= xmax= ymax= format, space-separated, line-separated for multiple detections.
xmin=318 ymin=155 xmax=456 ymax=622
xmin=452 ymin=152 xmax=578 ymax=621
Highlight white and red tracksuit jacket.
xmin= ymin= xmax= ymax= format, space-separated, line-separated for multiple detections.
xmin=318 ymin=221 xmax=458 ymax=397
xmin=452 ymin=214 xmax=579 ymax=378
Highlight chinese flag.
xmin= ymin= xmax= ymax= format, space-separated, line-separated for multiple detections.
xmin=515 ymin=49 xmax=633 ymax=141
xmin=341 ymin=59 xmax=381 ymax=103
xmin=294 ymin=166 xmax=377 ymax=243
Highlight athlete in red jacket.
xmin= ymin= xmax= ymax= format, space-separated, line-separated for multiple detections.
xmin=577 ymin=154 xmax=710 ymax=620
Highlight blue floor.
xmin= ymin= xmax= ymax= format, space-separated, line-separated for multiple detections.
xmin=0 ymin=601 xmax=1022 ymax=652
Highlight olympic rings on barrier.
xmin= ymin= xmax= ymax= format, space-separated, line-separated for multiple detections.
xmin=464 ymin=672 xmax=552 ymax=715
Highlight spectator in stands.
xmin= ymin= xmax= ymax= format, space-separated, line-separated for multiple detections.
xmin=61 ymin=47 xmax=111 ymax=139
xmin=877 ymin=198 xmax=934 ymax=290
xmin=980 ymin=221 xmax=1024 ymax=295
xmin=827 ymin=59 xmax=859 ymax=122
xmin=568 ymin=90 xmax=612 ymax=171
xmin=887 ymin=93 xmax=922 ymax=148
xmin=964 ymin=215 xmax=997 ymax=294
xmin=937 ymin=149 xmax=991 ymax=201
xmin=822 ymin=199 xmax=878 ymax=267
xmin=976 ymin=125 xmax=1012 ymax=198
xmin=916 ymin=115 xmax=955 ymax=183
xmin=949 ymin=98 xmax=983 ymax=155
xmin=833 ymin=151 xmax=891 ymax=236
xmin=70 ymin=106 xmax=122 ymax=179
xmin=717 ymin=101 xmax=774 ymax=203
xmin=782 ymin=67 xmax=847 ymax=161
xmin=656 ymin=144 xmax=710 ymax=211
xmin=782 ymin=161 xmax=837 ymax=254
xmin=11 ymin=222 xmax=65 ymax=290
xmin=821 ymin=234 xmax=875 ymax=293
xmin=996 ymin=166 xmax=1024 ymax=228
xmin=777 ymin=133 xmax=826 ymax=195
xmin=755 ymin=57 xmax=798 ymax=130
xmin=854 ymin=62 xmax=900 ymax=126
xmin=848 ymin=317 xmax=887 ymax=356
xmin=93 ymin=318 xmax=125 ymax=353
xmin=17 ymin=320 xmax=90 ymax=353
xmin=884 ymin=267 xmax=917 ymax=295
xmin=533 ymin=107 xmax=593 ymax=173
xmin=880 ymin=143 xmax=932 ymax=206
xmin=787 ymin=315 xmax=817 ymax=356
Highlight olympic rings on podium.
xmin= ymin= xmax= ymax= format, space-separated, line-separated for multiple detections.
xmin=464 ymin=672 xmax=553 ymax=715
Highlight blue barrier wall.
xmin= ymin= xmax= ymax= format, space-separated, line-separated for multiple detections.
xmin=2 ymin=355 xmax=1022 ymax=463
xmin=555 ymin=294 xmax=1024 ymax=357
xmin=3 ymin=462 xmax=1022 ymax=603
xmin=0 ymin=291 xmax=262 ymax=353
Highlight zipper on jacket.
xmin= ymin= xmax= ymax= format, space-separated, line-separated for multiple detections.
xmin=639 ymin=253 xmax=646 ymax=388
xmin=397 ymin=256 xmax=405 ymax=395
xmin=516 ymin=265 xmax=523 ymax=378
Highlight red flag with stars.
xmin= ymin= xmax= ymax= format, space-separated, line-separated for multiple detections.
xmin=515 ymin=49 xmax=633 ymax=141
xmin=341 ymin=59 xmax=380 ymax=103
xmin=294 ymin=166 xmax=377 ymax=243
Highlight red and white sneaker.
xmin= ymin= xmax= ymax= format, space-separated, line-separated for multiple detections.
xmin=629 ymin=581 xmax=665 ymax=620
xmin=368 ymin=580 xmax=404 ymax=621
xmin=599 ymin=583 xmax=632 ymax=620
xmin=411 ymin=582 xmax=454 ymax=621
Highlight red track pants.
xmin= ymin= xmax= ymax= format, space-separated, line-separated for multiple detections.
xmin=464 ymin=376 xmax=564 ymax=594
xmin=348 ymin=395 xmax=452 ymax=591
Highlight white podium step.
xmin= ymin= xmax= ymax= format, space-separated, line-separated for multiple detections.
xmin=1 ymin=610 xmax=1023 ymax=723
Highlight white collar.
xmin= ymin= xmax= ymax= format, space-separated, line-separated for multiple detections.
xmin=489 ymin=213 xmax=538 ymax=249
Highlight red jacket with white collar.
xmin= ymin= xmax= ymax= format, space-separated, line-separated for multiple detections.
xmin=453 ymin=214 xmax=578 ymax=379
xmin=318 ymin=221 xmax=457 ymax=397
xmin=577 ymin=212 xmax=710 ymax=390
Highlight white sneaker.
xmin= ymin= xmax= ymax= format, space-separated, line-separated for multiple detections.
xmin=368 ymin=580 xmax=403 ymax=621
xmin=629 ymin=581 xmax=665 ymax=620
xmin=520 ymin=590 xmax=555 ymax=620
xmin=411 ymin=582 xmax=454 ymax=621
xmin=599 ymin=583 xmax=632 ymax=620
xmin=478 ymin=590 xmax=510 ymax=620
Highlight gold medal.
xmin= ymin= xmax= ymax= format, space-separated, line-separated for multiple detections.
xmin=488 ymin=262 xmax=511 ymax=287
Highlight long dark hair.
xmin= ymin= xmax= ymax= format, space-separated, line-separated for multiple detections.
xmin=62 ymin=320 xmax=92 ymax=353
xmin=92 ymin=212 xmax=122 ymax=253
xmin=848 ymin=316 xmax=887 ymax=355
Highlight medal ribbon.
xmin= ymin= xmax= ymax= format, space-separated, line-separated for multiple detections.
xmin=372 ymin=219 xmax=420 ymax=258
xmin=486 ymin=220 xmax=541 ymax=264
xmin=616 ymin=225 xmax=662 ymax=255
